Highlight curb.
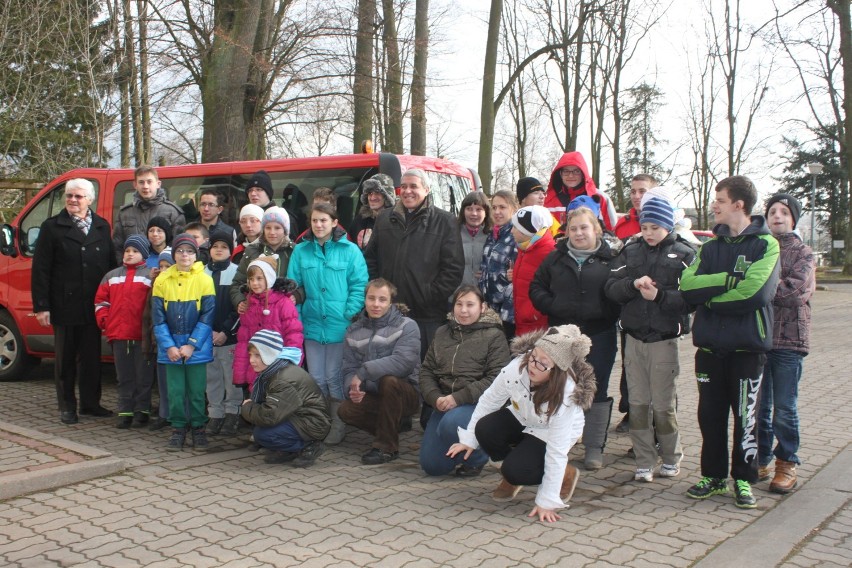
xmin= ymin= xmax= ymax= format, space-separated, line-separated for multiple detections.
xmin=0 ymin=421 xmax=125 ymax=501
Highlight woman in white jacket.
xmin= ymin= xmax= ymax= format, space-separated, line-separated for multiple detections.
xmin=448 ymin=325 xmax=597 ymax=523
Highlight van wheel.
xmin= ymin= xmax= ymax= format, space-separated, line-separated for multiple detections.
xmin=0 ymin=311 xmax=36 ymax=381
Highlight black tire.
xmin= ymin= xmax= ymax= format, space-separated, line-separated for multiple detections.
xmin=0 ymin=311 xmax=36 ymax=381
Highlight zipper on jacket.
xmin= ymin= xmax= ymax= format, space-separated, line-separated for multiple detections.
xmin=755 ymin=310 xmax=766 ymax=340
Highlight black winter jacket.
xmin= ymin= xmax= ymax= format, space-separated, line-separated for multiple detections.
xmin=605 ymin=233 xmax=696 ymax=342
xmin=529 ymin=238 xmax=620 ymax=336
xmin=364 ymin=199 xmax=464 ymax=322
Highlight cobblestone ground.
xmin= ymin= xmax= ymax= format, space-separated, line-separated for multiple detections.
xmin=1 ymin=285 xmax=850 ymax=567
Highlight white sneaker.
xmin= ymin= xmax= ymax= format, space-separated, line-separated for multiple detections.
xmin=659 ymin=463 xmax=680 ymax=478
xmin=635 ymin=468 xmax=653 ymax=482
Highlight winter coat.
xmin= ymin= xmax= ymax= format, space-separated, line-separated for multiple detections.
xmin=478 ymin=223 xmax=517 ymax=323
xmin=419 ymin=308 xmax=511 ymax=408
xmin=151 ymin=262 xmax=216 ymax=365
xmin=529 ymin=238 xmax=621 ymax=337
xmin=349 ymin=209 xmax=386 ymax=250
xmin=32 ymin=209 xmax=117 ymax=326
xmin=680 ymin=216 xmax=780 ymax=353
xmin=341 ymin=305 xmax=421 ymax=395
xmin=230 ymin=238 xmax=293 ymax=309
xmin=460 ymin=225 xmax=488 ymax=287
xmin=605 ymin=233 xmax=696 ymax=343
xmin=94 ymin=262 xmax=153 ymax=341
xmin=365 ymin=199 xmax=464 ymax=323
xmin=513 ymin=231 xmax=556 ymax=336
xmin=288 ymin=226 xmax=368 ymax=344
xmin=544 ymin=152 xmax=617 ymax=231
xmin=241 ymin=361 xmax=331 ymax=442
xmin=204 ymin=260 xmax=239 ymax=346
xmin=233 ymin=289 xmax=304 ymax=388
xmin=458 ymin=329 xmax=596 ymax=511
xmin=614 ymin=208 xmax=641 ymax=240
xmin=112 ymin=188 xmax=185 ymax=262
xmin=771 ymin=232 xmax=815 ymax=354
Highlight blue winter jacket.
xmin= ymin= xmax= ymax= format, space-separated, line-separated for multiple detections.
xmin=152 ymin=262 xmax=216 ymax=364
xmin=287 ymin=226 xmax=369 ymax=344
xmin=478 ymin=223 xmax=517 ymax=323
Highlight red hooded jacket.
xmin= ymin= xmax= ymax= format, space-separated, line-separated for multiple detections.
xmin=614 ymin=208 xmax=641 ymax=240
xmin=94 ymin=262 xmax=153 ymax=341
xmin=544 ymin=152 xmax=617 ymax=231
xmin=513 ymin=231 xmax=556 ymax=336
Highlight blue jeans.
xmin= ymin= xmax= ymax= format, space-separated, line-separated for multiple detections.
xmin=758 ymin=349 xmax=803 ymax=465
xmin=254 ymin=421 xmax=306 ymax=453
xmin=305 ymin=340 xmax=344 ymax=400
xmin=419 ymin=405 xmax=488 ymax=476
xmin=587 ymin=327 xmax=618 ymax=403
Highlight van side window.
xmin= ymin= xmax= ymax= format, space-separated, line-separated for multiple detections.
xmin=19 ymin=180 xmax=100 ymax=257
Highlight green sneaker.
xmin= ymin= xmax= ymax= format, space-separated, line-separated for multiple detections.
xmin=734 ymin=479 xmax=757 ymax=509
xmin=686 ymin=477 xmax=729 ymax=499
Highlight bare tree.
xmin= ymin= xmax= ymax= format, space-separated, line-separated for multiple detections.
xmin=353 ymin=0 xmax=377 ymax=152
xmin=410 ymin=0 xmax=428 ymax=155
xmin=380 ymin=0 xmax=404 ymax=153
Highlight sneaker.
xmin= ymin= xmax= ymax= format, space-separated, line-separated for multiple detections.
xmin=634 ymin=468 xmax=654 ymax=482
xmin=79 ymin=406 xmax=113 ymax=417
xmin=686 ymin=477 xmax=729 ymax=499
xmin=116 ymin=415 xmax=133 ymax=429
xmin=191 ymin=427 xmax=209 ymax=452
xmin=455 ymin=463 xmax=483 ymax=477
xmin=264 ymin=450 xmax=298 ymax=464
xmin=220 ymin=413 xmax=240 ymax=436
xmin=659 ymin=464 xmax=680 ymax=478
xmin=149 ymin=417 xmax=169 ymax=431
xmin=207 ymin=417 xmax=224 ymax=436
xmin=615 ymin=415 xmax=629 ymax=433
xmin=734 ymin=480 xmax=757 ymax=509
xmin=131 ymin=411 xmax=149 ymax=428
xmin=362 ymin=448 xmax=399 ymax=465
xmin=399 ymin=415 xmax=413 ymax=433
xmin=167 ymin=429 xmax=186 ymax=452
xmin=293 ymin=441 xmax=325 ymax=468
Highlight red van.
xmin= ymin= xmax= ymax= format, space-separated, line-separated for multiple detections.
xmin=0 ymin=152 xmax=479 ymax=380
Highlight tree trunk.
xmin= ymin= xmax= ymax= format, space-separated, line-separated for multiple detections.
xmin=478 ymin=0 xmax=503 ymax=194
xmin=137 ymin=0 xmax=151 ymax=164
xmin=410 ymin=0 xmax=429 ymax=156
xmin=201 ymin=0 xmax=263 ymax=162
xmin=123 ymin=0 xmax=143 ymax=165
xmin=353 ymin=0 xmax=376 ymax=153
xmin=381 ymin=0 xmax=403 ymax=153
xmin=828 ymin=0 xmax=852 ymax=274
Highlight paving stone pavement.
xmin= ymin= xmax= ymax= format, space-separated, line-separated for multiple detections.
xmin=1 ymin=284 xmax=850 ymax=567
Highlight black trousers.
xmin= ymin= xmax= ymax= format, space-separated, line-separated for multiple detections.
xmin=475 ymin=407 xmax=547 ymax=486
xmin=54 ymin=323 xmax=103 ymax=412
xmin=695 ymin=350 xmax=766 ymax=483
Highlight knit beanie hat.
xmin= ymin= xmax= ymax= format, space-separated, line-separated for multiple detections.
xmin=146 ymin=216 xmax=173 ymax=245
xmin=158 ymin=248 xmax=174 ymax=266
xmin=534 ymin=325 xmax=592 ymax=372
xmin=124 ymin=234 xmax=150 ymax=259
xmin=639 ymin=196 xmax=675 ymax=231
xmin=567 ymin=194 xmax=601 ymax=217
xmin=209 ymin=229 xmax=234 ymax=253
xmin=248 ymin=255 xmax=278 ymax=290
xmin=360 ymin=173 xmax=396 ymax=207
xmin=172 ymin=233 xmax=199 ymax=256
xmin=249 ymin=329 xmax=284 ymax=366
xmin=261 ymin=206 xmax=291 ymax=235
xmin=516 ymin=177 xmax=545 ymax=202
xmin=247 ymin=170 xmax=274 ymax=202
xmin=512 ymin=206 xmax=552 ymax=237
xmin=240 ymin=204 xmax=265 ymax=222
xmin=765 ymin=193 xmax=802 ymax=229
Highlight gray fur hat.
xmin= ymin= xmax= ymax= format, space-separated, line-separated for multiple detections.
xmin=360 ymin=173 xmax=396 ymax=207
xmin=533 ymin=325 xmax=591 ymax=372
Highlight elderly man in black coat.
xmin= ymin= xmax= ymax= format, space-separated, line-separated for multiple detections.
xmin=32 ymin=178 xmax=117 ymax=424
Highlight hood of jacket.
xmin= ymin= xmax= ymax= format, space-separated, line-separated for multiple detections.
xmin=509 ymin=328 xmax=597 ymax=411
xmin=445 ymin=306 xmax=504 ymax=334
xmin=162 ymin=260 xmax=206 ymax=280
xmin=547 ymin=152 xmax=600 ymax=199
xmin=553 ymin=234 xmax=617 ymax=260
xmin=301 ymin=225 xmax=348 ymax=243
xmin=133 ymin=187 xmax=168 ymax=209
xmin=713 ymin=215 xmax=771 ymax=238
xmin=352 ymin=303 xmax=409 ymax=326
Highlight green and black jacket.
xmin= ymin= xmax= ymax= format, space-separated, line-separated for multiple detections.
xmin=679 ymin=216 xmax=780 ymax=353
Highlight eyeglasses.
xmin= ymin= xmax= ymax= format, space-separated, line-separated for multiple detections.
xmin=65 ymin=194 xmax=87 ymax=201
xmin=198 ymin=202 xmax=220 ymax=208
xmin=560 ymin=168 xmax=582 ymax=177
xmin=529 ymin=353 xmax=553 ymax=372
xmin=174 ymin=248 xmax=196 ymax=256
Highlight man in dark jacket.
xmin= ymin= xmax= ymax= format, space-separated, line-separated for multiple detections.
xmin=338 ymin=279 xmax=421 ymax=465
xmin=112 ymin=165 xmax=185 ymax=262
xmin=32 ymin=179 xmax=118 ymax=424
xmin=680 ymin=175 xmax=780 ymax=509
xmin=364 ymin=168 xmax=464 ymax=359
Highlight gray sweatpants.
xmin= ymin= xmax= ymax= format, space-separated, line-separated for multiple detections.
xmin=206 ymin=345 xmax=242 ymax=419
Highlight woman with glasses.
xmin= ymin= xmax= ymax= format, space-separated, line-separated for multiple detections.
xmin=543 ymin=151 xmax=617 ymax=231
xmin=448 ymin=325 xmax=596 ymax=523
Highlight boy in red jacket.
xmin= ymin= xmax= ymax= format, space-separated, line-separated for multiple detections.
xmin=509 ymin=206 xmax=556 ymax=336
xmin=95 ymin=235 xmax=155 ymax=428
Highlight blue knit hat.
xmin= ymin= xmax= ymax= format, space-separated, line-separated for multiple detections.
xmin=567 ymin=194 xmax=601 ymax=217
xmin=158 ymin=249 xmax=174 ymax=266
xmin=249 ymin=329 xmax=284 ymax=365
xmin=124 ymin=234 xmax=150 ymax=259
xmin=639 ymin=197 xmax=675 ymax=231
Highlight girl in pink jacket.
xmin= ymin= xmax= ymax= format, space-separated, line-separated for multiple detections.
xmin=233 ymin=255 xmax=303 ymax=392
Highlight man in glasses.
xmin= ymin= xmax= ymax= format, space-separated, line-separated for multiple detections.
xmin=543 ymin=152 xmax=617 ymax=231
xmin=32 ymin=179 xmax=118 ymax=424
xmin=198 ymin=189 xmax=236 ymax=242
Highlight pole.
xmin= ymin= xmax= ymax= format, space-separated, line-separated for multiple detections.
xmin=810 ymin=173 xmax=817 ymax=249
